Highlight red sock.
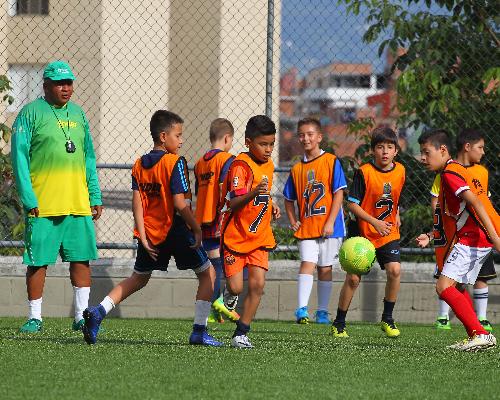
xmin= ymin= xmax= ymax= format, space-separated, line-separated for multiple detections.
xmin=461 ymin=289 xmax=474 ymax=310
xmin=440 ymin=286 xmax=487 ymax=336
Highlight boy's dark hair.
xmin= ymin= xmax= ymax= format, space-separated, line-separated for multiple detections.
xmin=150 ymin=110 xmax=184 ymax=142
xmin=209 ymin=118 xmax=234 ymax=142
xmin=297 ymin=117 xmax=321 ymax=132
xmin=456 ymin=128 xmax=484 ymax=151
xmin=418 ymin=128 xmax=452 ymax=152
xmin=370 ymin=127 xmax=399 ymax=150
xmin=245 ymin=115 xmax=276 ymax=139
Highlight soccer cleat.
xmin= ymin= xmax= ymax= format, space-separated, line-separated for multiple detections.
xmin=189 ymin=329 xmax=224 ymax=347
xmin=479 ymin=319 xmax=493 ymax=333
xmin=295 ymin=306 xmax=309 ymax=324
xmin=381 ymin=319 xmax=400 ymax=338
xmin=207 ymin=309 xmax=225 ymax=324
xmin=231 ymin=334 xmax=254 ymax=348
xmin=82 ymin=305 xmax=105 ymax=345
xmin=331 ymin=324 xmax=349 ymax=338
xmin=447 ymin=338 xmax=469 ymax=350
xmin=435 ymin=317 xmax=451 ymax=330
xmin=72 ymin=319 xmax=85 ymax=331
xmin=19 ymin=318 xmax=42 ymax=333
xmin=212 ymin=297 xmax=239 ymax=322
xmin=315 ymin=310 xmax=331 ymax=324
xmin=458 ymin=334 xmax=496 ymax=352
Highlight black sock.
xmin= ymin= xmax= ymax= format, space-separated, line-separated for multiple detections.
xmin=233 ymin=321 xmax=250 ymax=338
xmin=382 ymin=299 xmax=395 ymax=322
xmin=193 ymin=324 xmax=206 ymax=333
xmin=333 ymin=308 xmax=347 ymax=327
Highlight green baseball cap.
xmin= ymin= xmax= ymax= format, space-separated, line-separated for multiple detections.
xmin=43 ymin=61 xmax=76 ymax=81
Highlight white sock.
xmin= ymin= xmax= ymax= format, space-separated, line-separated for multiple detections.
xmin=100 ymin=296 xmax=116 ymax=315
xmin=73 ymin=286 xmax=90 ymax=322
xmin=297 ymin=274 xmax=313 ymax=309
xmin=473 ymin=287 xmax=489 ymax=320
xmin=317 ymin=280 xmax=332 ymax=311
xmin=194 ymin=300 xmax=212 ymax=326
xmin=438 ymin=298 xmax=450 ymax=319
xmin=28 ymin=297 xmax=42 ymax=321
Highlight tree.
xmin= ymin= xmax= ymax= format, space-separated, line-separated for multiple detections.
xmin=341 ymin=0 xmax=500 ymax=205
xmin=0 ymin=75 xmax=23 ymax=254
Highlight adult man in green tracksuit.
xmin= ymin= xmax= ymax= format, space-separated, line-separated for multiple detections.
xmin=11 ymin=61 xmax=102 ymax=333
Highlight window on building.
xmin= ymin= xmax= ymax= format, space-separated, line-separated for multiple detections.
xmin=11 ymin=0 xmax=49 ymax=16
xmin=7 ymin=64 xmax=45 ymax=113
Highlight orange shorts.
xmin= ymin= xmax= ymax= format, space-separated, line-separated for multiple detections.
xmin=223 ymin=247 xmax=269 ymax=277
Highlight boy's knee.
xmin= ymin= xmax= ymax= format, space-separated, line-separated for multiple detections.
xmin=346 ymin=274 xmax=361 ymax=289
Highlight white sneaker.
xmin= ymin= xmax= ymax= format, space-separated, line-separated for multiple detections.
xmin=459 ymin=334 xmax=496 ymax=352
xmin=447 ymin=338 xmax=469 ymax=350
xmin=231 ymin=334 xmax=253 ymax=348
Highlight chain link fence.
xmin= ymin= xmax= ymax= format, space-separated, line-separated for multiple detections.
xmin=0 ymin=0 xmax=498 ymax=259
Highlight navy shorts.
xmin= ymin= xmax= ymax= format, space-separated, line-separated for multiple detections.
xmin=375 ymin=240 xmax=401 ymax=269
xmin=202 ymin=237 xmax=221 ymax=252
xmin=134 ymin=218 xmax=209 ymax=273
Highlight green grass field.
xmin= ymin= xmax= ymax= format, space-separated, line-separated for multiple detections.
xmin=1 ymin=317 xmax=499 ymax=399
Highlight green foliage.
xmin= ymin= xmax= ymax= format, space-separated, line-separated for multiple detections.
xmin=0 ymin=74 xmax=23 ymax=255
xmin=271 ymin=225 xmax=299 ymax=260
xmin=341 ymin=0 xmax=500 ymax=205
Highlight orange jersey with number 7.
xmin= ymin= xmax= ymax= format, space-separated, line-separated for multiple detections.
xmin=220 ymin=152 xmax=276 ymax=254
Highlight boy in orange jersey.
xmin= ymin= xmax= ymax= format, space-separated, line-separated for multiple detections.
xmin=220 ymin=115 xmax=280 ymax=348
xmin=82 ymin=110 xmax=222 ymax=346
xmin=332 ymin=127 xmax=405 ymax=338
xmin=194 ymin=118 xmax=239 ymax=323
xmin=283 ymin=118 xmax=346 ymax=324
xmin=417 ymin=129 xmax=499 ymax=351
xmin=418 ymin=129 xmax=498 ymax=333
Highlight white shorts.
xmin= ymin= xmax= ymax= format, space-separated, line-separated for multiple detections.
xmin=441 ymin=243 xmax=492 ymax=285
xmin=298 ymin=237 xmax=342 ymax=267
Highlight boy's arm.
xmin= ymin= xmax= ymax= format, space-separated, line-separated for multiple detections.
xmin=347 ymin=202 xmax=392 ymax=237
xmin=173 ymin=193 xmax=202 ymax=249
xmin=132 ymin=190 xmax=159 ymax=260
xmin=323 ymin=190 xmax=343 ymax=237
xmin=460 ymin=190 xmax=500 ymax=251
xmin=229 ymin=181 xmax=267 ymax=211
xmin=284 ymin=200 xmax=300 ymax=231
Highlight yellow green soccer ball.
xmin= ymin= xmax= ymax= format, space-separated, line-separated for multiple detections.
xmin=339 ymin=237 xmax=376 ymax=275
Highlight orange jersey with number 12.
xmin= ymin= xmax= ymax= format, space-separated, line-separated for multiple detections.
xmin=221 ymin=152 xmax=276 ymax=254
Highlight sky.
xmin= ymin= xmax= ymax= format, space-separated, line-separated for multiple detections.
xmin=280 ymin=1 xmax=386 ymax=76
xmin=280 ymin=1 xmax=446 ymax=77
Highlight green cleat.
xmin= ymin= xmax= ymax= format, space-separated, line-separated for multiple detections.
xmin=207 ymin=309 xmax=224 ymax=324
xmin=19 ymin=318 xmax=42 ymax=333
xmin=479 ymin=319 xmax=493 ymax=333
xmin=72 ymin=319 xmax=85 ymax=331
xmin=331 ymin=325 xmax=349 ymax=338
xmin=381 ymin=319 xmax=400 ymax=338
xmin=435 ymin=317 xmax=451 ymax=330
xmin=213 ymin=297 xmax=239 ymax=322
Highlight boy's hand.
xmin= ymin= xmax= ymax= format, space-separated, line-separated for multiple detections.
xmin=372 ymin=219 xmax=392 ymax=236
xmin=415 ymin=233 xmax=430 ymax=248
xmin=322 ymin=222 xmax=334 ymax=238
xmin=290 ymin=220 xmax=301 ymax=232
xmin=141 ymin=237 xmax=159 ymax=261
xmin=190 ymin=229 xmax=202 ymax=249
xmin=272 ymin=204 xmax=281 ymax=220
xmin=253 ymin=178 xmax=269 ymax=196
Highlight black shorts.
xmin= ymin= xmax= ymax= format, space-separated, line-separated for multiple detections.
xmin=134 ymin=217 xmax=209 ymax=273
xmin=434 ymin=251 xmax=497 ymax=281
xmin=375 ymin=240 xmax=401 ymax=269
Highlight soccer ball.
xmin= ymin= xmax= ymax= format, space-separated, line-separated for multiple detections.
xmin=339 ymin=237 xmax=376 ymax=275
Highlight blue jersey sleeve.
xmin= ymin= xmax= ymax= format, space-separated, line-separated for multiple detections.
xmin=131 ymin=175 xmax=138 ymax=190
xmin=282 ymin=173 xmax=297 ymax=201
xmin=219 ymin=155 xmax=235 ymax=184
xmin=332 ymin=158 xmax=347 ymax=193
xmin=170 ymin=157 xmax=190 ymax=194
xmin=347 ymin=169 xmax=365 ymax=205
